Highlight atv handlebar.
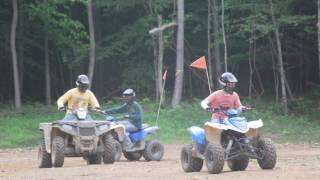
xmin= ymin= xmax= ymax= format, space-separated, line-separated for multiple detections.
xmin=206 ymin=106 xmax=253 ymax=113
xmin=58 ymin=107 xmax=104 ymax=114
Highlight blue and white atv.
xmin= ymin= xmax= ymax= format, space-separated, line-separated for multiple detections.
xmin=180 ymin=107 xmax=277 ymax=174
xmin=106 ymin=116 xmax=164 ymax=161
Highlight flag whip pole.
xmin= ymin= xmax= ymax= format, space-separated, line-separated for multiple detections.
xmin=156 ymin=70 xmax=167 ymax=127
xmin=205 ymin=67 xmax=212 ymax=93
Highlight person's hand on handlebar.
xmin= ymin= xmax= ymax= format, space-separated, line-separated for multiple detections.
xmin=58 ymin=107 xmax=66 ymax=112
xmin=241 ymin=106 xmax=253 ymax=111
xmin=206 ymin=107 xmax=213 ymax=112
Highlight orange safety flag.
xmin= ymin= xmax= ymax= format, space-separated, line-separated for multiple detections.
xmin=190 ymin=56 xmax=207 ymax=70
xmin=162 ymin=69 xmax=168 ymax=81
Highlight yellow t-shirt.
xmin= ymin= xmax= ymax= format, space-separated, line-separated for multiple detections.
xmin=57 ymin=88 xmax=100 ymax=114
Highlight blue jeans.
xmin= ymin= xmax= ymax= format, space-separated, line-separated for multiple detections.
xmin=62 ymin=114 xmax=93 ymax=121
xmin=118 ymin=120 xmax=139 ymax=132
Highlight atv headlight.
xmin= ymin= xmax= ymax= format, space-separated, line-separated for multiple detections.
xmin=98 ymin=125 xmax=108 ymax=131
xmin=62 ymin=124 xmax=73 ymax=131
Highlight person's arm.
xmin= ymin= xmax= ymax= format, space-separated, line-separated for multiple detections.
xmin=57 ymin=90 xmax=72 ymax=109
xmin=233 ymin=92 xmax=243 ymax=113
xmin=105 ymin=104 xmax=127 ymax=114
xmin=200 ymin=99 xmax=210 ymax=110
xmin=200 ymin=92 xmax=215 ymax=110
xmin=88 ymin=91 xmax=100 ymax=109
xmin=234 ymin=92 xmax=242 ymax=108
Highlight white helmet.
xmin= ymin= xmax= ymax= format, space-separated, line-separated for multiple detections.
xmin=122 ymin=88 xmax=136 ymax=97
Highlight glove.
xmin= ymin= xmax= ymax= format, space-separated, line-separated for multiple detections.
xmin=91 ymin=107 xmax=101 ymax=112
xmin=58 ymin=107 xmax=66 ymax=112
xmin=100 ymin=110 xmax=108 ymax=116
xmin=242 ymin=106 xmax=252 ymax=111
xmin=206 ymin=107 xmax=213 ymax=112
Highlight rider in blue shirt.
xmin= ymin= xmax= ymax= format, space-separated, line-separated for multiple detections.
xmin=104 ymin=89 xmax=143 ymax=149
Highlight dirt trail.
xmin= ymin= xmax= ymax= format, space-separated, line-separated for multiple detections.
xmin=1 ymin=144 xmax=320 ymax=180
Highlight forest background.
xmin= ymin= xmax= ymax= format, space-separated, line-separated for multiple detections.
xmin=1 ymin=0 xmax=320 ymax=148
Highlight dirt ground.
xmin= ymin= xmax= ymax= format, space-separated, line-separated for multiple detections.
xmin=0 ymin=144 xmax=320 ymax=180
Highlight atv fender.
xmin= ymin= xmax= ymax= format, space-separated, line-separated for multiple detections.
xmin=187 ymin=126 xmax=205 ymax=145
xmin=110 ymin=124 xmax=125 ymax=142
xmin=246 ymin=119 xmax=263 ymax=140
xmin=144 ymin=126 xmax=159 ymax=135
xmin=39 ymin=122 xmax=72 ymax=154
xmin=39 ymin=123 xmax=53 ymax=154
xmin=204 ymin=122 xmax=228 ymax=145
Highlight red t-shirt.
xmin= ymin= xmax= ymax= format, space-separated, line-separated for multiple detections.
xmin=204 ymin=90 xmax=242 ymax=119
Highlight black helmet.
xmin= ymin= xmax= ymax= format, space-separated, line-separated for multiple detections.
xmin=122 ymin=88 xmax=136 ymax=97
xmin=76 ymin=74 xmax=90 ymax=92
xmin=219 ymin=72 xmax=238 ymax=94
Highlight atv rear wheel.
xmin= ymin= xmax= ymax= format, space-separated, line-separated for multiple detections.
xmin=205 ymin=143 xmax=224 ymax=174
xmin=102 ymin=133 xmax=116 ymax=164
xmin=52 ymin=136 xmax=65 ymax=167
xmin=38 ymin=134 xmax=52 ymax=168
xmin=86 ymin=154 xmax=102 ymax=164
xmin=114 ymin=140 xmax=122 ymax=161
xmin=123 ymin=151 xmax=142 ymax=161
xmin=143 ymin=140 xmax=164 ymax=161
xmin=257 ymin=138 xmax=277 ymax=169
xmin=180 ymin=144 xmax=203 ymax=172
xmin=227 ymin=157 xmax=249 ymax=171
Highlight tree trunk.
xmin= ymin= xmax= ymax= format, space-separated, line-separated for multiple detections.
xmin=248 ymin=39 xmax=253 ymax=97
xmin=252 ymin=37 xmax=264 ymax=98
xmin=87 ymin=0 xmax=95 ymax=88
xmin=269 ymin=0 xmax=288 ymax=114
xmin=171 ymin=0 xmax=184 ymax=107
xmin=212 ymin=0 xmax=221 ymax=87
xmin=153 ymin=36 xmax=159 ymax=100
xmin=318 ymin=0 xmax=320 ymax=81
xmin=284 ymin=76 xmax=293 ymax=99
xmin=221 ymin=0 xmax=227 ymax=72
xmin=44 ymin=0 xmax=51 ymax=105
xmin=44 ymin=26 xmax=51 ymax=105
xmin=157 ymin=15 xmax=164 ymax=103
xmin=18 ymin=0 xmax=24 ymax=94
xmin=10 ymin=0 xmax=21 ymax=108
xmin=268 ymin=35 xmax=279 ymax=102
xmin=207 ymin=0 xmax=213 ymax=89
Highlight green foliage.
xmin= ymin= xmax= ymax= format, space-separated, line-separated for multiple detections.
xmin=1 ymin=101 xmax=320 ymax=148
xmin=0 ymin=0 xmax=319 ymax=114
xmin=29 ymin=0 xmax=89 ymax=64
xmin=120 ymin=61 xmax=155 ymax=96
xmin=0 ymin=104 xmax=61 ymax=148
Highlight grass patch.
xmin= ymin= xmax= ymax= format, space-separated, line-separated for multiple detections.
xmin=0 ymin=99 xmax=320 ymax=148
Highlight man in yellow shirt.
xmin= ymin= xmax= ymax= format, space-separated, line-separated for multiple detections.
xmin=57 ymin=74 xmax=100 ymax=121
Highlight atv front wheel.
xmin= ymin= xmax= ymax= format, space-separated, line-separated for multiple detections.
xmin=143 ymin=140 xmax=164 ymax=161
xmin=51 ymin=136 xmax=65 ymax=167
xmin=38 ymin=134 xmax=52 ymax=168
xmin=227 ymin=157 xmax=249 ymax=171
xmin=205 ymin=143 xmax=224 ymax=174
xmin=86 ymin=154 xmax=102 ymax=165
xmin=114 ymin=140 xmax=122 ymax=161
xmin=123 ymin=151 xmax=142 ymax=161
xmin=102 ymin=133 xmax=116 ymax=164
xmin=257 ymin=138 xmax=277 ymax=169
xmin=180 ymin=144 xmax=203 ymax=172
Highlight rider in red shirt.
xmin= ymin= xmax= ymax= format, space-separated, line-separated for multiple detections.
xmin=201 ymin=72 xmax=242 ymax=123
